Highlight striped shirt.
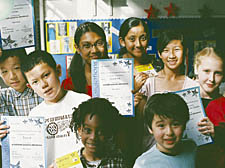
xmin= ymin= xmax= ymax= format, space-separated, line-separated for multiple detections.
xmin=0 ymin=87 xmax=43 ymax=116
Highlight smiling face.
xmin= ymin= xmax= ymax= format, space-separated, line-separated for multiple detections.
xmin=24 ymin=62 xmax=63 ymax=104
xmin=159 ymin=40 xmax=183 ymax=71
xmin=149 ymin=114 xmax=184 ymax=155
xmin=0 ymin=56 xmax=26 ymax=92
xmin=75 ymin=32 xmax=106 ymax=65
xmin=196 ymin=55 xmax=224 ymax=98
xmin=79 ymin=114 xmax=106 ymax=159
xmin=120 ymin=24 xmax=148 ymax=59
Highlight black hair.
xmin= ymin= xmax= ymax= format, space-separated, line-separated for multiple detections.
xmin=69 ymin=22 xmax=109 ymax=93
xmin=21 ymin=50 xmax=57 ymax=73
xmin=156 ymin=30 xmax=187 ymax=73
xmin=144 ymin=93 xmax=189 ymax=129
xmin=70 ymin=98 xmax=120 ymax=139
xmin=0 ymin=48 xmax=27 ymax=64
xmin=119 ymin=17 xmax=153 ymax=64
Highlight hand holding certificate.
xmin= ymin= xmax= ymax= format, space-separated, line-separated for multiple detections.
xmin=1 ymin=116 xmax=46 ymax=168
xmin=174 ymin=87 xmax=213 ymax=146
xmin=92 ymin=58 xmax=134 ymax=116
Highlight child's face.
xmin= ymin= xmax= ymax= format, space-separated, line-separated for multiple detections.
xmin=159 ymin=40 xmax=183 ymax=71
xmin=120 ymin=24 xmax=148 ymax=59
xmin=0 ymin=56 xmax=26 ymax=92
xmin=78 ymin=114 xmax=106 ymax=158
xmin=25 ymin=62 xmax=62 ymax=104
xmin=149 ymin=114 xmax=184 ymax=154
xmin=76 ymin=32 xmax=106 ymax=65
xmin=197 ymin=55 xmax=223 ymax=97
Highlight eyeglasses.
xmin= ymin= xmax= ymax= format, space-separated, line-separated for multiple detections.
xmin=81 ymin=40 xmax=105 ymax=50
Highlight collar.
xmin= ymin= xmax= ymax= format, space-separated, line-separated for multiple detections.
xmin=12 ymin=87 xmax=34 ymax=98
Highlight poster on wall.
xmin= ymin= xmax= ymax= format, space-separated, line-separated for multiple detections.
xmin=45 ymin=21 xmax=77 ymax=54
xmin=0 ymin=0 xmax=35 ymax=49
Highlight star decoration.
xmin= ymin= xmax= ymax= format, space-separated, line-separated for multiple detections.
xmin=2 ymin=35 xmax=15 ymax=48
xmin=199 ymin=4 xmax=213 ymax=18
xmin=164 ymin=3 xmax=178 ymax=17
xmin=144 ymin=4 xmax=159 ymax=19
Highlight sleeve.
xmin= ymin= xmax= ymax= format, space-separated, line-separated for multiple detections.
xmin=0 ymin=90 xmax=10 ymax=116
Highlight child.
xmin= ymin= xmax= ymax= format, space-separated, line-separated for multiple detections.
xmin=61 ymin=22 xmax=109 ymax=96
xmin=194 ymin=47 xmax=225 ymax=108
xmin=20 ymin=50 xmax=90 ymax=166
xmin=194 ymin=47 xmax=225 ymax=168
xmin=0 ymin=48 xmax=43 ymax=138
xmin=70 ymin=97 xmax=129 ymax=167
xmin=133 ymin=93 xmax=196 ymax=168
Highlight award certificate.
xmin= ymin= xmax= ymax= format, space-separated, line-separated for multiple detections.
xmin=92 ymin=58 xmax=134 ymax=116
xmin=175 ymin=87 xmax=213 ymax=146
xmin=1 ymin=116 xmax=46 ymax=168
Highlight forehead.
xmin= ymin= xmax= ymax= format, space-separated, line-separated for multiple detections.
xmin=25 ymin=62 xmax=53 ymax=78
xmin=198 ymin=55 xmax=223 ymax=70
xmin=126 ymin=24 xmax=146 ymax=36
xmin=83 ymin=114 xmax=103 ymax=127
xmin=165 ymin=40 xmax=183 ymax=48
xmin=79 ymin=32 xmax=102 ymax=43
xmin=0 ymin=56 xmax=20 ymax=68
xmin=152 ymin=114 xmax=173 ymax=123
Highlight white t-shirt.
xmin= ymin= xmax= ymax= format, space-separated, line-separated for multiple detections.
xmin=29 ymin=90 xmax=90 ymax=166
xmin=134 ymin=139 xmax=196 ymax=168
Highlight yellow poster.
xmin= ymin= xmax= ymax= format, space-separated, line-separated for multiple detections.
xmin=46 ymin=21 xmax=77 ymax=54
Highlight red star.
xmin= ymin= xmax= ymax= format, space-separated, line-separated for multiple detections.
xmin=164 ymin=3 xmax=178 ymax=17
xmin=144 ymin=4 xmax=159 ymax=19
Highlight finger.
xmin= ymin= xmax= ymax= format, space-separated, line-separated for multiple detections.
xmin=0 ymin=124 xmax=9 ymax=130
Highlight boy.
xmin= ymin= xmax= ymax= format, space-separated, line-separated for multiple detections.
xmin=0 ymin=48 xmax=43 ymax=138
xmin=70 ymin=97 xmax=129 ymax=168
xmin=134 ymin=93 xmax=196 ymax=168
xmin=20 ymin=50 xmax=90 ymax=166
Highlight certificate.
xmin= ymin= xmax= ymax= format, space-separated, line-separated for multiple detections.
xmin=92 ymin=58 xmax=134 ymax=116
xmin=0 ymin=0 xmax=35 ymax=49
xmin=1 ymin=116 xmax=46 ymax=168
xmin=174 ymin=87 xmax=213 ymax=146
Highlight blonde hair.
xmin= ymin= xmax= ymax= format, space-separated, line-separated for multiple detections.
xmin=194 ymin=47 xmax=224 ymax=75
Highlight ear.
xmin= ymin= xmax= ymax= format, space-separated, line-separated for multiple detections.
xmin=148 ymin=126 xmax=153 ymax=134
xmin=74 ymin=43 xmax=81 ymax=54
xmin=158 ymin=51 xmax=162 ymax=59
xmin=119 ymin=37 xmax=125 ymax=47
xmin=78 ymin=127 xmax=82 ymax=137
xmin=56 ymin=64 xmax=62 ymax=77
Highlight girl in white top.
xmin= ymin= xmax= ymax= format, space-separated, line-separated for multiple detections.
xmin=140 ymin=30 xmax=198 ymax=98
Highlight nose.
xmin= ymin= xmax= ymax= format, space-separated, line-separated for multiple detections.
xmin=165 ymin=126 xmax=174 ymax=136
xmin=90 ymin=45 xmax=98 ymax=53
xmin=135 ymin=39 xmax=141 ymax=47
xmin=9 ymin=71 xmax=16 ymax=80
xmin=90 ymin=131 xmax=97 ymax=140
xmin=168 ymin=50 xmax=176 ymax=59
xmin=40 ymin=79 xmax=48 ymax=89
xmin=208 ymin=72 xmax=215 ymax=82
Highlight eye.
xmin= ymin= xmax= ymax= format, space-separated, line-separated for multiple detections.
xmin=128 ymin=36 xmax=135 ymax=42
xmin=83 ymin=127 xmax=91 ymax=134
xmin=96 ymin=40 xmax=104 ymax=47
xmin=157 ymin=124 xmax=164 ymax=128
xmin=14 ymin=66 xmax=20 ymax=70
xmin=215 ymin=71 xmax=223 ymax=76
xmin=82 ymin=43 xmax=91 ymax=49
xmin=1 ymin=70 xmax=7 ymax=74
xmin=163 ymin=49 xmax=169 ymax=53
xmin=140 ymin=35 xmax=147 ymax=41
xmin=44 ymin=72 xmax=50 ymax=78
xmin=203 ymin=69 xmax=210 ymax=73
xmin=172 ymin=121 xmax=182 ymax=127
xmin=174 ymin=47 xmax=181 ymax=51
xmin=32 ymin=80 xmax=38 ymax=85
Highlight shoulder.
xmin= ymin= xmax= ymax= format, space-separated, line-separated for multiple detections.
xmin=134 ymin=145 xmax=159 ymax=167
xmin=66 ymin=90 xmax=90 ymax=100
xmin=183 ymin=77 xmax=199 ymax=88
xmin=29 ymin=101 xmax=45 ymax=116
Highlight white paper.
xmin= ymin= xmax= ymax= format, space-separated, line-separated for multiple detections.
xmin=92 ymin=58 xmax=134 ymax=116
xmin=1 ymin=116 xmax=46 ymax=168
xmin=175 ymin=87 xmax=213 ymax=146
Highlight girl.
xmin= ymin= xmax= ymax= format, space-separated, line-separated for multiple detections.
xmin=70 ymin=98 xmax=129 ymax=168
xmin=194 ymin=47 xmax=225 ymax=168
xmin=140 ymin=30 xmax=199 ymax=98
xmin=194 ymin=47 xmax=225 ymax=108
xmin=61 ymin=22 xmax=109 ymax=96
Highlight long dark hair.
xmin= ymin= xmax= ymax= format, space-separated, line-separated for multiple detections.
xmin=69 ymin=22 xmax=109 ymax=93
xmin=119 ymin=17 xmax=153 ymax=64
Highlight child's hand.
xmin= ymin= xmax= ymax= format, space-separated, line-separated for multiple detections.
xmin=0 ymin=120 xmax=9 ymax=138
xmin=198 ymin=117 xmax=215 ymax=138
xmin=48 ymin=164 xmax=55 ymax=168
xmin=134 ymin=92 xmax=143 ymax=107
xmin=133 ymin=72 xmax=149 ymax=94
